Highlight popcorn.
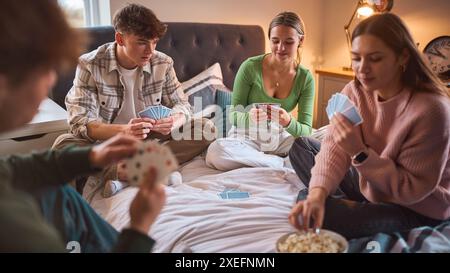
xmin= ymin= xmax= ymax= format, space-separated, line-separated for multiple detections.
xmin=277 ymin=232 xmax=345 ymax=253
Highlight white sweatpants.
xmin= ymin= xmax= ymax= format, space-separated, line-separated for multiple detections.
xmin=205 ymin=125 xmax=295 ymax=171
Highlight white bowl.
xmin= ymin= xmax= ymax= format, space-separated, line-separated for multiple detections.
xmin=276 ymin=229 xmax=348 ymax=253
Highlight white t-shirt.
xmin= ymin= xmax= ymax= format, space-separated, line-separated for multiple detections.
xmin=113 ymin=65 xmax=141 ymax=124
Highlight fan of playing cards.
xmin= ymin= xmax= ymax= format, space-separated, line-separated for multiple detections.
xmin=122 ymin=140 xmax=179 ymax=186
xmin=326 ymin=94 xmax=363 ymax=126
xmin=138 ymin=105 xmax=172 ymax=120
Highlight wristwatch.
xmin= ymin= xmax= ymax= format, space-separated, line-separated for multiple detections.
xmin=352 ymin=149 xmax=368 ymax=163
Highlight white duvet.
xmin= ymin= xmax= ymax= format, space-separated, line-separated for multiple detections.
xmin=84 ymin=156 xmax=305 ymax=253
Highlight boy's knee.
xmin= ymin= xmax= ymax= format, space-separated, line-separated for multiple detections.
xmin=52 ymin=133 xmax=92 ymax=150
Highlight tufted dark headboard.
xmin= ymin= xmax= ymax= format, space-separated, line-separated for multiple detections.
xmin=50 ymin=23 xmax=265 ymax=109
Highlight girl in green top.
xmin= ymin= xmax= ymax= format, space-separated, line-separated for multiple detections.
xmin=206 ymin=12 xmax=315 ymax=171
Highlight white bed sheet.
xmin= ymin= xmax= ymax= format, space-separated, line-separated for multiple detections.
xmin=83 ymin=155 xmax=305 ymax=253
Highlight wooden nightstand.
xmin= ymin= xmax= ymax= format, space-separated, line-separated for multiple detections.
xmin=314 ymin=68 xmax=354 ymax=128
xmin=0 ymin=98 xmax=69 ymax=155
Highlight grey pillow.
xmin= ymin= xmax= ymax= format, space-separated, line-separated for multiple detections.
xmin=181 ymin=63 xmax=226 ymax=113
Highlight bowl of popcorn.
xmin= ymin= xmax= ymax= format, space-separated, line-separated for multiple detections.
xmin=276 ymin=229 xmax=348 ymax=253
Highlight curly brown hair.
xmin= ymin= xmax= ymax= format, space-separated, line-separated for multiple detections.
xmin=113 ymin=3 xmax=167 ymax=39
xmin=0 ymin=0 xmax=86 ymax=87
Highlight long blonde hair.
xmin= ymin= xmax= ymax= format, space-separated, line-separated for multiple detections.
xmin=352 ymin=13 xmax=449 ymax=98
xmin=268 ymin=11 xmax=305 ymax=67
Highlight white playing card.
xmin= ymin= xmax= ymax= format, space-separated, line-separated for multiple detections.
xmin=341 ymin=105 xmax=363 ymax=126
xmin=326 ymin=103 xmax=332 ymax=120
xmin=335 ymin=94 xmax=345 ymax=112
xmin=151 ymin=106 xmax=160 ymax=119
xmin=335 ymin=94 xmax=352 ymax=112
xmin=327 ymin=95 xmax=338 ymax=119
xmin=331 ymin=94 xmax=338 ymax=114
xmin=158 ymin=105 xmax=172 ymax=118
xmin=123 ymin=140 xmax=178 ymax=186
xmin=165 ymin=107 xmax=172 ymax=117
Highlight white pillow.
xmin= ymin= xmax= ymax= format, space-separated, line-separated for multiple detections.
xmin=181 ymin=63 xmax=226 ymax=113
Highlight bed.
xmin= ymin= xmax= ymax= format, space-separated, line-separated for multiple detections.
xmin=52 ymin=23 xmax=450 ymax=253
xmin=83 ymin=152 xmax=450 ymax=253
xmin=84 ymin=156 xmax=304 ymax=253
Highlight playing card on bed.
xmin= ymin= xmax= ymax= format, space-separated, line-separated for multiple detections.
xmin=217 ymin=188 xmax=250 ymax=199
xmin=122 ymin=140 xmax=178 ymax=186
xmin=226 ymin=191 xmax=250 ymax=199
xmin=326 ymin=94 xmax=363 ymax=126
xmin=138 ymin=105 xmax=172 ymax=120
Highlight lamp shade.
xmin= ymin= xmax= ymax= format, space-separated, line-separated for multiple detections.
xmin=357 ymin=4 xmax=374 ymax=17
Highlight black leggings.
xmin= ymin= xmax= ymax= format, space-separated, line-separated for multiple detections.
xmin=288 ymin=137 xmax=443 ymax=239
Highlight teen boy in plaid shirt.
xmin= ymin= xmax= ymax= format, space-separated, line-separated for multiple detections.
xmin=55 ymin=4 xmax=215 ymax=196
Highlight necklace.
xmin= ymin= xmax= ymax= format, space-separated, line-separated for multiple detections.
xmin=268 ymin=55 xmax=293 ymax=89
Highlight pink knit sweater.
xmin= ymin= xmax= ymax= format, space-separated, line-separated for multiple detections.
xmin=310 ymin=81 xmax=450 ymax=220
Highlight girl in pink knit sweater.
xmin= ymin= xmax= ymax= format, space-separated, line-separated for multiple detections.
xmin=288 ymin=13 xmax=450 ymax=239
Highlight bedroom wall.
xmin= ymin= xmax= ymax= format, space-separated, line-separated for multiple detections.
xmin=321 ymin=0 xmax=450 ymax=69
xmin=110 ymin=0 xmax=449 ymax=71
xmin=109 ymin=0 xmax=449 ymax=121
xmin=109 ymin=0 xmax=325 ymax=72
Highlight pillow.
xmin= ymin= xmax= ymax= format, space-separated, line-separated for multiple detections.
xmin=215 ymin=89 xmax=233 ymax=138
xmin=181 ymin=63 xmax=227 ymax=113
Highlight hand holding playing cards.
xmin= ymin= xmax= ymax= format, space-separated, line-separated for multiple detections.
xmin=89 ymin=134 xmax=140 ymax=169
xmin=330 ymin=113 xmax=366 ymax=156
xmin=326 ymin=93 xmax=363 ymax=126
xmin=123 ymin=118 xmax=155 ymax=139
xmin=129 ymin=167 xmax=166 ymax=234
xmin=123 ymin=140 xmax=178 ymax=186
xmin=249 ymin=107 xmax=268 ymax=123
xmin=267 ymin=107 xmax=291 ymax=127
xmin=289 ymin=187 xmax=327 ymax=231
xmin=152 ymin=116 xmax=174 ymax=135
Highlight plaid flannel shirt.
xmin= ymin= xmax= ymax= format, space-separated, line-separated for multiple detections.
xmin=65 ymin=42 xmax=192 ymax=141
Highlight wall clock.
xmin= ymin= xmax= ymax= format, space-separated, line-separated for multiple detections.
xmin=372 ymin=0 xmax=394 ymax=12
xmin=423 ymin=35 xmax=450 ymax=83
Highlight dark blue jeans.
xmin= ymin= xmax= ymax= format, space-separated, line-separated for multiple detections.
xmin=32 ymin=185 xmax=118 ymax=253
xmin=289 ymin=137 xmax=442 ymax=239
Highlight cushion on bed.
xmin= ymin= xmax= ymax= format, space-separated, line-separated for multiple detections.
xmin=181 ymin=63 xmax=227 ymax=113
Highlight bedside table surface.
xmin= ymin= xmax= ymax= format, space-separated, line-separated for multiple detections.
xmin=316 ymin=67 xmax=354 ymax=78
xmin=31 ymin=98 xmax=67 ymax=123
xmin=0 ymin=98 xmax=68 ymax=140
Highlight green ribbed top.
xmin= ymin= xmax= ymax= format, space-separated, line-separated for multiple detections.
xmin=230 ymin=54 xmax=315 ymax=137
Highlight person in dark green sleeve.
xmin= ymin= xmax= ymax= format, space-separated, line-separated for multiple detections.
xmin=206 ymin=11 xmax=315 ymax=171
xmin=0 ymin=1 xmax=165 ymax=253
